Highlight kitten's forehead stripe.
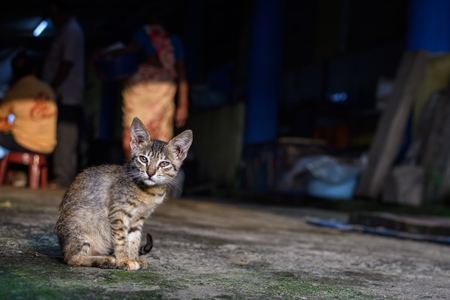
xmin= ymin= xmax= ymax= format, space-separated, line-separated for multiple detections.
xmin=151 ymin=140 xmax=167 ymax=153
xmin=141 ymin=140 xmax=170 ymax=162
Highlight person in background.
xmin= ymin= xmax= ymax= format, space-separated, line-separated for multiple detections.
xmin=101 ymin=11 xmax=189 ymax=161
xmin=0 ymin=51 xmax=57 ymax=156
xmin=42 ymin=1 xmax=84 ymax=188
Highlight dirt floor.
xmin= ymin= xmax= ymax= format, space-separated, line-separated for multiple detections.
xmin=1 ymin=186 xmax=450 ymax=300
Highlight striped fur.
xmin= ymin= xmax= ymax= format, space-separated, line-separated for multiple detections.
xmin=55 ymin=118 xmax=192 ymax=270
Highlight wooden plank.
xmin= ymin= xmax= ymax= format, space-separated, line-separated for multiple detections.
xmin=355 ymin=51 xmax=428 ymax=199
xmin=381 ymin=164 xmax=423 ymax=206
xmin=418 ymin=90 xmax=450 ymax=202
xmin=349 ymin=211 xmax=450 ymax=237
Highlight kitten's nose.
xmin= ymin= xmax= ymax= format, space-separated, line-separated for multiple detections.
xmin=147 ymin=169 xmax=156 ymax=178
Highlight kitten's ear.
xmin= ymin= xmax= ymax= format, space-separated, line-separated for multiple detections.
xmin=168 ymin=130 xmax=193 ymax=162
xmin=130 ymin=117 xmax=151 ymax=151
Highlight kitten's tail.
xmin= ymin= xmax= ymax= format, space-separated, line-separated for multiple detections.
xmin=139 ymin=233 xmax=153 ymax=255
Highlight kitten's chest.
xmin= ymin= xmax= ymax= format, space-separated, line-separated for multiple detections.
xmin=106 ymin=182 xmax=166 ymax=224
xmin=129 ymin=189 xmax=166 ymax=217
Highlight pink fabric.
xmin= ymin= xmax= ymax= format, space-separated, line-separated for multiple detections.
xmin=126 ymin=25 xmax=177 ymax=86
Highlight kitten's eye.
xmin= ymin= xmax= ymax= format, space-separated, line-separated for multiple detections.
xmin=159 ymin=161 xmax=170 ymax=168
xmin=139 ymin=156 xmax=148 ymax=163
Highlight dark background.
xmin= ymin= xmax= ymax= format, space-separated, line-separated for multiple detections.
xmin=0 ymin=0 xmax=408 ymax=101
xmin=0 ymin=0 xmax=411 ymax=193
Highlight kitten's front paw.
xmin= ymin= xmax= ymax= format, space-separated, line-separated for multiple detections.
xmin=118 ymin=259 xmax=144 ymax=271
xmin=98 ymin=256 xmax=117 ymax=269
xmin=137 ymin=257 xmax=148 ymax=269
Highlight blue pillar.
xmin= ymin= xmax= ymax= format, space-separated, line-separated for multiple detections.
xmin=244 ymin=0 xmax=285 ymax=145
xmin=407 ymin=0 xmax=450 ymax=53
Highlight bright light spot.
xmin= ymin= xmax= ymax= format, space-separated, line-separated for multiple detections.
xmin=7 ymin=114 xmax=15 ymax=124
xmin=33 ymin=20 xmax=48 ymax=37
xmin=330 ymin=92 xmax=348 ymax=103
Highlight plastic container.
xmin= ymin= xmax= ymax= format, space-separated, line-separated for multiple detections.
xmin=307 ymin=176 xmax=357 ymax=200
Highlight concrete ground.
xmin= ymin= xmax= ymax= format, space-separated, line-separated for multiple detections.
xmin=1 ymin=186 xmax=450 ymax=300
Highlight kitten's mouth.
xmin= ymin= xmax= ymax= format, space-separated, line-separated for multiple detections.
xmin=143 ymin=178 xmax=156 ymax=186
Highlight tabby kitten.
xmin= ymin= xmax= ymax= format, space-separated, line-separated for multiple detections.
xmin=55 ymin=117 xmax=193 ymax=270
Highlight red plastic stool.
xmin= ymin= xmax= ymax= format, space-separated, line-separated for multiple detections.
xmin=0 ymin=151 xmax=48 ymax=189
